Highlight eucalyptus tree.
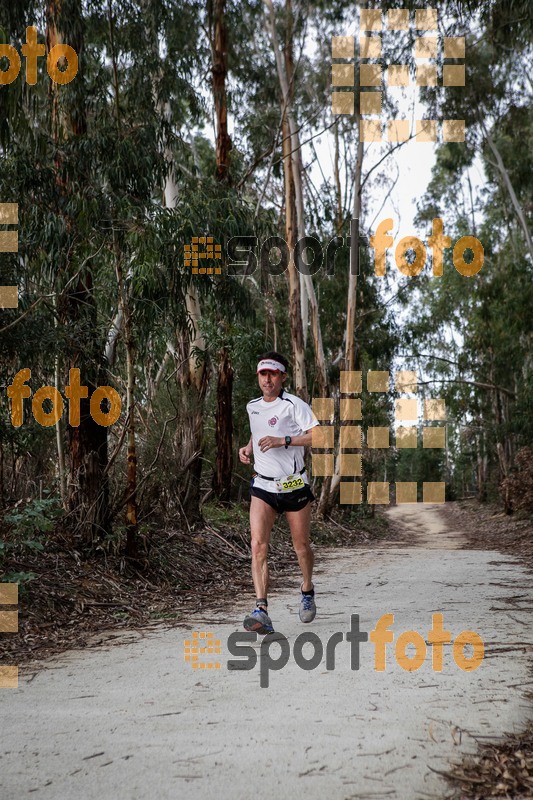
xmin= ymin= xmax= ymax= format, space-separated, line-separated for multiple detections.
xmin=403 ymin=0 xmax=533 ymax=505
xmin=0 ymin=0 xmax=118 ymax=541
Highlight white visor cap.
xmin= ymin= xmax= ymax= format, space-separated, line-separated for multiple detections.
xmin=257 ymin=359 xmax=286 ymax=373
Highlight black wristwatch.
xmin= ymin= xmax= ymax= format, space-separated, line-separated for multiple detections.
xmin=284 ymin=435 xmax=292 ymax=449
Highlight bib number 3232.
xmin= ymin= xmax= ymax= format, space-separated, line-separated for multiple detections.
xmin=276 ymin=474 xmax=305 ymax=493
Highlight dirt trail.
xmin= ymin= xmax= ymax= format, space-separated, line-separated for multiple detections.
xmin=387 ymin=503 xmax=465 ymax=549
xmin=1 ymin=504 xmax=531 ymax=800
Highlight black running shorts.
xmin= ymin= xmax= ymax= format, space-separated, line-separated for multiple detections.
xmin=249 ymin=481 xmax=315 ymax=513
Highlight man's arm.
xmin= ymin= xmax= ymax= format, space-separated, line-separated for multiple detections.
xmin=257 ymin=429 xmax=315 ymax=451
xmin=288 ymin=430 xmax=313 ymax=447
xmin=239 ymin=435 xmax=254 ymax=464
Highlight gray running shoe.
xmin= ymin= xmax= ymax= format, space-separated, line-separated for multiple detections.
xmin=243 ymin=607 xmax=274 ymax=635
xmin=299 ymin=590 xmax=316 ymax=623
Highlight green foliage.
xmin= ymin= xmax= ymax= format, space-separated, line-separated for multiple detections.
xmin=203 ymin=500 xmax=250 ymax=528
xmin=4 ymin=497 xmax=61 ymax=537
xmin=0 ymin=571 xmax=37 ymax=591
xmin=1 ymin=498 xmax=61 ymax=564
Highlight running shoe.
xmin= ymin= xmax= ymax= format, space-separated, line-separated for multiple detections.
xmin=243 ymin=607 xmax=274 ymax=635
xmin=299 ymin=589 xmax=316 ymax=623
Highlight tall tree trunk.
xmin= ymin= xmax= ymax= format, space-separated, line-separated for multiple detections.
xmin=345 ymin=132 xmax=364 ymax=372
xmin=143 ymin=3 xmax=208 ymax=523
xmin=264 ymin=0 xmax=308 ymax=399
xmin=284 ymin=0 xmax=327 ymax=397
xmin=174 ymin=324 xmax=209 ymax=522
xmin=209 ymin=0 xmax=235 ymax=503
xmin=47 ymin=0 xmax=110 ymax=544
xmin=319 ymin=129 xmax=364 ymax=517
xmin=54 ymin=294 xmax=67 ymax=507
xmin=123 ymin=305 xmax=138 ymax=556
xmin=480 ymin=118 xmax=533 ymax=262
xmin=0 ymin=442 xmax=4 ymax=510
xmin=178 ymin=294 xmax=209 ymax=523
xmin=209 ymin=0 xmax=232 ymax=182
xmin=160 ymin=108 xmax=208 ymax=524
xmin=107 ymin=1 xmax=138 ymax=558
xmin=334 ymin=120 xmax=343 ymax=235
xmin=476 ymin=431 xmax=488 ymax=502
xmin=212 ymin=345 xmax=233 ymax=503
xmin=283 ymin=0 xmax=308 ymax=347
xmin=264 ymin=0 xmax=327 ymax=400
xmin=114 ymin=239 xmax=138 ymax=559
xmin=282 ymin=112 xmax=307 ymax=398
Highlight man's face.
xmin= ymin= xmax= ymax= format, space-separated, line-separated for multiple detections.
xmin=258 ymin=369 xmax=286 ymax=399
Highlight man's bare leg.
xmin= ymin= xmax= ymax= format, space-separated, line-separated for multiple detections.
xmin=286 ymin=502 xmax=314 ymax=591
xmin=250 ymin=496 xmax=277 ymax=604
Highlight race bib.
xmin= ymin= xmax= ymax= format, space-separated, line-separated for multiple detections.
xmin=276 ymin=474 xmax=305 ymax=493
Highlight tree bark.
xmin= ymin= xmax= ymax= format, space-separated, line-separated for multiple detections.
xmin=264 ymin=0 xmax=308 ymax=399
xmin=53 ymin=294 xmax=67 ymax=507
xmin=481 ymin=119 xmax=533 ymax=262
xmin=114 ymin=239 xmax=138 ymax=560
xmin=345 ymin=131 xmax=364 ymax=372
xmin=282 ymin=0 xmax=308 ymax=348
xmin=209 ymin=0 xmax=232 ymax=181
xmin=212 ymin=345 xmax=233 ymax=503
xmin=282 ymin=111 xmax=307 ymax=399
xmin=47 ymin=0 xmax=110 ymax=544
xmin=319 ymin=126 xmax=364 ymax=518
xmin=174 ymin=325 xmax=209 ymax=522
xmin=264 ymin=0 xmax=328 ymax=400
xmin=209 ymin=0 xmax=235 ymax=503
xmin=334 ymin=120 xmax=343 ymax=235
xmin=160 ymin=105 xmax=208 ymax=524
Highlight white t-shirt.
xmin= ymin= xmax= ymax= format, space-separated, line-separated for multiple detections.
xmin=246 ymin=389 xmax=320 ymax=492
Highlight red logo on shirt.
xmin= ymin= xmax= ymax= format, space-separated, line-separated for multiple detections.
xmin=268 ymin=415 xmax=279 ymax=427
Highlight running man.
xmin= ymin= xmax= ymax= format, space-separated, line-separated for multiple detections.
xmin=238 ymin=351 xmax=320 ymax=635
